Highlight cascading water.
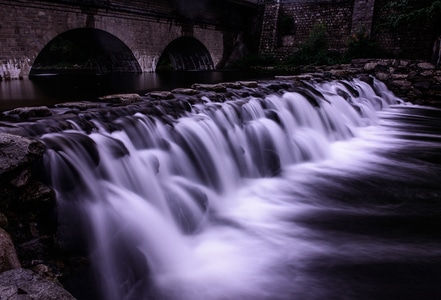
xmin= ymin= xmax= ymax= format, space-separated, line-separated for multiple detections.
xmin=26 ymin=77 xmax=441 ymax=299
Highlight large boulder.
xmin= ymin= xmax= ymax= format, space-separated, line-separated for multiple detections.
xmin=5 ymin=106 xmax=53 ymax=119
xmin=0 ymin=268 xmax=76 ymax=300
xmin=0 ymin=133 xmax=45 ymax=177
xmin=0 ymin=228 xmax=20 ymax=273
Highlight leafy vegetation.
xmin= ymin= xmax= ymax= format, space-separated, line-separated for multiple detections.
xmin=235 ymin=1 xmax=441 ymax=71
xmin=234 ymin=23 xmax=382 ymax=71
xmin=345 ymin=29 xmax=386 ymax=60
xmin=377 ymin=0 xmax=441 ymax=30
xmin=34 ymin=36 xmax=91 ymax=69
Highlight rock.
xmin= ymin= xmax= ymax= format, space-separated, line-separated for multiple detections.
xmin=274 ymin=75 xmax=299 ymax=80
xmin=399 ymin=60 xmax=410 ymax=67
xmin=6 ymin=106 xmax=53 ymax=119
xmin=222 ymin=82 xmax=242 ymax=89
xmin=9 ymin=168 xmax=32 ymax=188
xmin=171 ymin=88 xmax=200 ymax=95
xmin=0 ymin=133 xmax=45 ymax=176
xmin=391 ymin=74 xmax=408 ymax=80
xmin=417 ymin=62 xmax=435 ymax=70
xmin=0 ymin=212 xmax=8 ymax=229
xmin=420 ymin=70 xmax=434 ymax=77
xmin=238 ymin=81 xmax=258 ymax=88
xmin=18 ymin=182 xmax=55 ymax=209
xmin=329 ymin=69 xmax=349 ymax=77
xmin=375 ymin=72 xmax=390 ymax=81
xmin=364 ymin=62 xmax=378 ymax=71
xmin=392 ymin=80 xmax=412 ymax=89
xmin=191 ymin=83 xmax=227 ymax=93
xmin=98 ymin=93 xmax=142 ymax=104
xmin=55 ymin=102 xmax=102 ymax=110
xmin=413 ymin=81 xmax=431 ymax=90
xmin=0 ymin=228 xmax=21 ymax=273
xmin=148 ymin=91 xmax=175 ymax=100
xmin=0 ymin=268 xmax=76 ymax=300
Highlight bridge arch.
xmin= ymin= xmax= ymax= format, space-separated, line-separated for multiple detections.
xmin=156 ymin=37 xmax=214 ymax=71
xmin=30 ymin=28 xmax=141 ymax=76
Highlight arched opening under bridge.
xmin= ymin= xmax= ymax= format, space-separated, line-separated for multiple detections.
xmin=30 ymin=28 xmax=141 ymax=77
xmin=156 ymin=37 xmax=214 ymax=71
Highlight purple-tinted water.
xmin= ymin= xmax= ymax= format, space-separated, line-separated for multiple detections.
xmin=6 ymin=77 xmax=441 ymax=300
xmin=0 ymin=71 xmax=272 ymax=112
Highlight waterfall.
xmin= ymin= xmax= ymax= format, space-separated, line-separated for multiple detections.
xmin=38 ymin=77 xmax=418 ymax=300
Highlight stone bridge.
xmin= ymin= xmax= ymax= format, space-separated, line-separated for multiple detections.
xmin=0 ymin=0 xmax=260 ymax=78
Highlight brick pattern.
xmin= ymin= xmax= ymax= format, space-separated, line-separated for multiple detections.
xmin=351 ymin=0 xmax=375 ymax=35
xmin=258 ymin=0 xmax=436 ymax=62
xmin=0 ymin=0 xmax=258 ymax=75
xmin=371 ymin=0 xmax=435 ymax=60
xmin=259 ymin=0 xmax=355 ymax=59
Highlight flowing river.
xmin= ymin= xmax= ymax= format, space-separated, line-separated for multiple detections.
xmin=2 ymin=76 xmax=441 ymax=299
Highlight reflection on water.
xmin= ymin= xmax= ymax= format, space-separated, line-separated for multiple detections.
xmin=0 ymin=71 xmax=272 ymax=112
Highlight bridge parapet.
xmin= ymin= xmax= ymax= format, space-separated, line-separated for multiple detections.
xmin=0 ymin=0 xmax=260 ymax=78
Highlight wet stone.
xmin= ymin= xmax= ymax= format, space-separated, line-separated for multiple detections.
xmin=191 ymin=83 xmax=227 ymax=93
xmin=0 ymin=268 xmax=76 ymax=300
xmin=98 ymin=93 xmax=142 ymax=104
xmin=0 ymin=227 xmax=21 ymax=273
xmin=171 ymin=88 xmax=200 ymax=95
xmin=0 ymin=133 xmax=45 ymax=176
xmin=148 ymin=91 xmax=175 ymax=100
xmin=417 ymin=62 xmax=435 ymax=70
xmin=6 ymin=106 xmax=53 ymax=119
xmin=238 ymin=81 xmax=258 ymax=88
xmin=55 ymin=102 xmax=103 ymax=110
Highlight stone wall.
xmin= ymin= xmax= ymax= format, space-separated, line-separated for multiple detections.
xmin=259 ymin=0 xmax=356 ymax=59
xmin=0 ymin=0 xmax=259 ymax=77
xmin=0 ymin=132 xmax=78 ymax=298
xmin=351 ymin=0 xmax=375 ymax=36
xmin=371 ymin=0 xmax=436 ymax=61
xmin=258 ymin=0 xmax=438 ymax=63
xmin=286 ymin=58 xmax=441 ymax=106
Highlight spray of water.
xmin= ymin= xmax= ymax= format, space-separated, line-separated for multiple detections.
xmin=39 ymin=77 xmax=417 ymax=300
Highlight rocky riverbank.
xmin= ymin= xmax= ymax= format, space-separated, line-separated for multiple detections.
xmin=0 ymin=58 xmax=440 ymax=299
xmin=0 ymin=133 xmax=77 ymax=299
xmin=288 ymin=58 xmax=441 ymax=106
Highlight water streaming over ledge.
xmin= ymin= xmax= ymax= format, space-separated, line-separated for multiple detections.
xmin=14 ymin=77 xmax=441 ymax=299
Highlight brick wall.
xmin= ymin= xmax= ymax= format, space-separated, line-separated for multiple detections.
xmin=259 ymin=0 xmax=355 ymax=59
xmin=0 ymin=0 xmax=260 ymax=76
xmin=258 ymin=0 xmax=437 ymax=62
xmin=371 ymin=0 xmax=435 ymax=61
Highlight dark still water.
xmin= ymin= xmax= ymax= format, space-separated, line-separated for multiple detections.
xmin=0 ymin=70 xmax=273 ymax=112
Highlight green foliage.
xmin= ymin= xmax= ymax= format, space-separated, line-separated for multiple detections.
xmin=345 ymin=29 xmax=386 ymax=59
xmin=231 ymin=53 xmax=278 ymax=69
xmin=378 ymin=0 xmax=441 ymax=31
xmin=287 ymin=23 xmax=342 ymax=66
xmin=40 ymin=36 xmax=90 ymax=68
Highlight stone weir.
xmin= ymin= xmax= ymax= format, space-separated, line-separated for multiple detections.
xmin=0 ymin=59 xmax=439 ymax=298
xmin=0 ymin=78 xmax=336 ymax=299
xmin=289 ymin=58 xmax=441 ymax=106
